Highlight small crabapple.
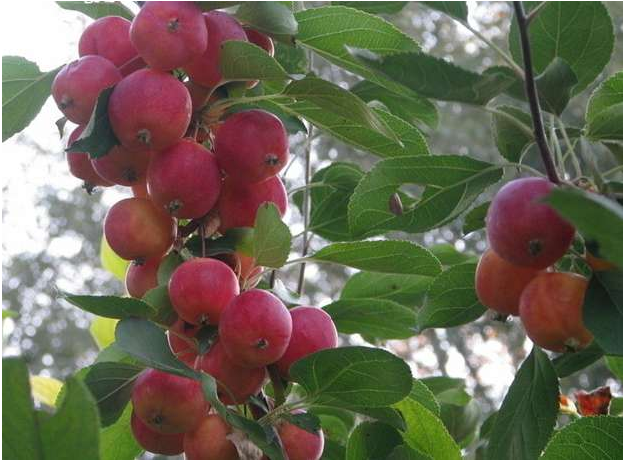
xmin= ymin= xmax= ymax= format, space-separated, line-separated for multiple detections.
xmin=130 ymin=411 xmax=184 ymax=456
xmin=79 ymin=16 xmax=137 ymax=68
xmin=131 ymin=368 xmax=208 ymax=434
xmin=278 ymin=411 xmax=324 ymax=460
xmin=168 ymin=258 xmax=240 ymax=325
xmin=219 ymin=289 xmax=292 ymax=368
xmin=167 ymin=319 xmax=200 ymax=367
xmin=125 ymin=257 xmax=161 ymax=298
xmin=66 ymin=125 xmax=112 ymax=188
xmin=183 ymin=415 xmax=239 ymax=460
xmin=52 ymin=55 xmax=121 ymax=124
xmin=91 ymin=145 xmax=151 ymax=186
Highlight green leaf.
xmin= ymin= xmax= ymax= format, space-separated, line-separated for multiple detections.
xmin=235 ymin=1 xmax=298 ymax=38
xmin=30 ymin=375 xmax=63 ymax=408
xmin=90 ymin=316 xmax=119 ymax=349
xmin=351 ymin=80 xmax=438 ymax=129
xmin=429 ymin=243 xmax=477 ymax=266
xmin=283 ymin=76 xmax=396 ymax=141
xmin=290 ymin=346 xmax=413 ymax=408
xmin=349 ymin=406 xmax=406 ymax=431
xmin=252 ymin=202 xmax=291 ymax=268
xmin=115 ymin=318 xmax=199 ymax=379
xmin=350 ymin=51 xmax=515 ymax=105
xmin=605 ymin=356 xmax=623 ymax=380
xmin=394 ymin=397 xmax=461 ymax=460
xmin=491 ymin=105 xmax=533 ymax=162
xmin=2 ymin=56 xmax=61 ymax=141
xmin=541 ymin=416 xmax=623 ymax=460
xmin=341 ymin=272 xmax=432 ymax=307
xmin=141 ymin=285 xmax=178 ymax=326
xmin=324 ymin=298 xmax=417 ymax=339
xmin=156 ymin=252 xmax=184 ymax=285
xmin=63 ymin=294 xmax=155 ymax=320
xmin=274 ymin=42 xmax=308 ymax=74
xmin=416 ymin=263 xmax=485 ymax=331
xmin=348 ymin=155 xmax=503 ymax=238
xmin=546 ymin=187 xmax=623 ymax=269
xmin=387 ymin=445 xmax=433 ymax=460
xmin=421 ymin=2 xmax=467 ymax=21
xmin=485 ymin=347 xmax=559 ymax=460
xmin=220 ymin=40 xmax=290 ymax=81
xmin=586 ymin=72 xmax=623 ymax=142
xmin=463 ymin=202 xmax=490 ymax=235
xmin=311 ymin=241 xmax=442 ymax=276
xmin=409 ymin=379 xmax=441 ymax=416
xmin=419 ymin=376 xmax=465 ymax=396
xmin=333 ymin=2 xmax=408 ymax=15
xmin=66 ymin=86 xmax=120 ymax=159
xmin=100 ymin=235 xmax=130 ymax=281
xmin=509 ymin=2 xmax=614 ymax=96
xmin=84 ymin=362 xmax=143 ymax=427
xmin=295 ymin=6 xmax=420 ymax=95
xmin=3 ymin=358 xmax=41 ymax=460
xmin=610 ymin=397 xmax=623 ymax=416
xmin=583 ymin=271 xmax=623 ymax=356
xmin=346 ymin=421 xmax=403 ymax=460
xmin=270 ymin=100 xmax=429 ymax=159
xmin=40 ymin=376 xmax=100 ymax=460
xmin=56 ymin=1 xmax=134 ymax=20
xmin=2 ymin=309 xmax=18 ymax=319
xmin=552 ymin=341 xmax=605 ymax=378
xmin=441 ymin=398 xmax=480 ymax=447
xmin=532 ymin=58 xmax=579 ymax=116
xmin=100 ymin=404 xmax=143 ymax=460
xmin=293 ymin=162 xmax=364 ymax=241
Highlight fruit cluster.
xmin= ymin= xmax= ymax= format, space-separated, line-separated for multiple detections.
xmin=476 ymin=177 xmax=597 ymax=353
xmin=53 ymin=3 xmax=336 ymax=458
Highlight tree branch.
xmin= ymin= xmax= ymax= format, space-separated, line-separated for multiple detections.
xmin=513 ymin=1 xmax=560 ymax=184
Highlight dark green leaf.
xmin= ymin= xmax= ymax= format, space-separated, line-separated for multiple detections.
xmin=100 ymin=404 xmax=142 ymax=460
xmin=605 ymin=356 xmax=623 ymax=380
xmin=283 ymin=76 xmax=396 ymax=141
xmin=440 ymin=399 xmax=480 ymax=446
xmin=509 ymin=2 xmax=614 ymax=96
xmin=66 ymin=87 xmax=120 ymax=159
xmin=311 ymin=241 xmax=442 ymax=276
xmin=491 ymin=105 xmax=533 ymax=162
xmin=610 ymin=397 xmax=623 ymax=416
xmin=416 ymin=263 xmax=486 ymax=331
xmin=585 ymin=103 xmax=624 ymax=142
xmin=63 ymin=294 xmax=155 ymax=320
xmin=409 ymin=379 xmax=440 ymax=416
xmin=350 ymin=51 xmax=515 ymax=105
xmin=349 ymin=406 xmax=406 ymax=431
xmin=220 ymin=40 xmax=290 ymax=81
xmin=546 ymin=187 xmax=623 ymax=269
xmin=235 ymin=1 xmax=298 ymax=38
xmin=348 ymin=155 xmax=503 ymax=238
xmin=333 ymin=2 xmax=408 ymax=15
xmin=421 ymin=2 xmax=467 ymax=20
xmin=346 ymin=421 xmax=403 ymax=460
xmin=532 ymin=58 xmax=578 ymax=115
xmin=3 ymin=358 xmax=41 ymax=460
xmin=84 ymin=362 xmax=143 ymax=426
xmin=295 ymin=6 xmax=420 ymax=95
xmin=419 ymin=376 xmax=465 ymax=396
xmin=115 ymin=318 xmax=199 ymax=379
xmin=587 ymin=72 xmax=623 ymax=122
xmin=485 ymin=347 xmax=559 ymax=460
xmin=341 ymin=272 xmax=431 ymax=307
xmin=324 ymin=298 xmax=417 ymax=339
xmin=40 ymin=376 xmax=100 ymax=460
xmin=252 ymin=202 xmax=291 ymax=268
xmin=583 ymin=271 xmax=623 ymax=356
xmin=541 ymin=416 xmax=623 ymax=460
xmin=283 ymin=412 xmax=321 ymax=434
xmin=394 ymin=397 xmax=461 ymax=459
xmin=553 ymin=341 xmax=605 ymax=378
xmin=142 ymin=285 xmax=178 ymax=326
xmin=290 ymin=346 xmax=413 ymax=408
xmin=387 ymin=445 xmax=433 ymax=460
xmin=56 ymin=1 xmax=134 ymax=20
xmin=463 ymin=202 xmax=490 ymax=235
xmin=351 ymin=80 xmax=438 ymax=129
xmin=2 ymin=56 xmax=61 ymax=141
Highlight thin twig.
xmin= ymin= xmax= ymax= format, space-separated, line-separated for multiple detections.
xmin=267 ymin=364 xmax=286 ymax=407
xmin=526 ymin=1 xmax=547 ymax=24
xmin=513 ymin=1 xmax=560 ymax=184
xmin=297 ymin=124 xmax=314 ymax=296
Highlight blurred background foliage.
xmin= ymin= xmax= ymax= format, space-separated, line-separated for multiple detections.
xmin=3 ymin=1 xmax=622 ymax=430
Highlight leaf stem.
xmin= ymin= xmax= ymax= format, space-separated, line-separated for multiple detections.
xmin=512 ymin=1 xmax=561 ymax=184
xmin=457 ymin=18 xmax=525 ymax=79
xmin=267 ymin=364 xmax=286 ymax=407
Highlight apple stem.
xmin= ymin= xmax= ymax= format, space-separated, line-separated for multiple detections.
xmin=512 ymin=1 xmax=560 ymax=185
xmin=267 ymin=364 xmax=286 ymax=407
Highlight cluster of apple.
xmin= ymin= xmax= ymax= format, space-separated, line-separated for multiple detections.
xmin=476 ymin=177 xmax=599 ymax=353
xmin=52 ymin=2 xmax=337 ymax=458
